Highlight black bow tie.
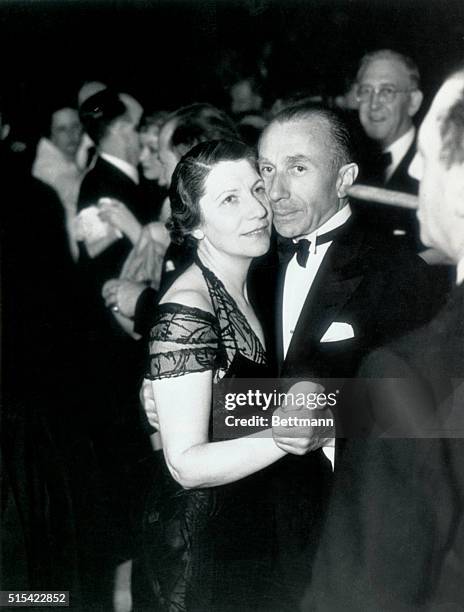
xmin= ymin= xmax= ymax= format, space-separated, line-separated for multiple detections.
xmin=278 ymin=225 xmax=347 ymax=268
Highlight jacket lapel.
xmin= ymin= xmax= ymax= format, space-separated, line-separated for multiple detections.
xmin=283 ymin=221 xmax=368 ymax=371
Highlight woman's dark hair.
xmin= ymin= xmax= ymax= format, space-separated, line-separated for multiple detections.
xmin=138 ymin=110 xmax=169 ymax=133
xmin=167 ymin=103 xmax=239 ymax=158
xmin=168 ymin=139 xmax=255 ymax=244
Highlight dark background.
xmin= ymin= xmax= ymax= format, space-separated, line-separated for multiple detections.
xmin=1 ymin=0 xmax=463 ymax=141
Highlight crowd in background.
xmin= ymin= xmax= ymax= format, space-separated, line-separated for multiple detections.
xmin=0 ymin=43 xmax=461 ymax=612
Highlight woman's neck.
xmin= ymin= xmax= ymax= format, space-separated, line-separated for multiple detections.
xmin=196 ymin=241 xmax=251 ymax=301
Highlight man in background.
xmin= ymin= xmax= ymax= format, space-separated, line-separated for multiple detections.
xmin=353 ymin=49 xmax=423 ymax=248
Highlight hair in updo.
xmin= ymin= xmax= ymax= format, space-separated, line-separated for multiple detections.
xmin=168 ymin=139 xmax=256 ymax=245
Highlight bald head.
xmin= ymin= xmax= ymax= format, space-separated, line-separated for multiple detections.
xmin=409 ymin=69 xmax=464 ymax=262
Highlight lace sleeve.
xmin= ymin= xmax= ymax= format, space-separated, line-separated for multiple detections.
xmin=146 ymin=303 xmax=221 ymax=380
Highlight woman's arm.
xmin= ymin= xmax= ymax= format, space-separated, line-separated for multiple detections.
xmin=152 ymin=370 xmax=286 ymax=489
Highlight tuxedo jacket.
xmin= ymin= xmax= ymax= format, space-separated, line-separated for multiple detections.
xmin=77 ymin=156 xmax=151 ymax=297
xmin=303 ymin=282 xmax=464 ymax=611
xmin=247 ymin=217 xmax=439 ymax=605
xmin=250 ymin=217 xmax=438 ymax=383
xmin=353 ymin=140 xmax=422 ymax=251
xmin=76 ymin=156 xmax=153 ymax=438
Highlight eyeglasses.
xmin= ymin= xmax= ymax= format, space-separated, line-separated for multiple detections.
xmin=356 ymin=84 xmax=414 ymax=104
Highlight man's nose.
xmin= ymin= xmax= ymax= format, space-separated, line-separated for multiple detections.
xmin=369 ymin=90 xmax=383 ymax=110
xmin=268 ymin=173 xmax=290 ymax=202
xmin=139 ymin=147 xmax=148 ymax=163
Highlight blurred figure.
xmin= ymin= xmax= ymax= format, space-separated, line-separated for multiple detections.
xmin=77 ymin=88 xmax=155 ymax=612
xmin=353 ymin=49 xmax=423 ymax=248
xmin=334 ymin=79 xmax=359 ymax=111
xmin=76 ymin=80 xmax=107 ymax=169
xmin=302 ymin=64 xmax=464 ymax=612
xmin=102 ymin=103 xmax=239 ymax=336
xmin=230 ymin=75 xmax=264 ymax=115
xmin=138 ymin=110 xmax=169 ymax=220
xmin=32 ymin=104 xmax=83 ymax=259
xmin=229 ymin=75 xmax=268 ymax=146
xmin=1 ymin=105 xmax=83 ymax=601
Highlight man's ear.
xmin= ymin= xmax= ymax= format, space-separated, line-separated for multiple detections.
xmin=408 ymin=89 xmax=423 ymax=118
xmin=450 ymin=165 xmax=464 ymax=218
xmin=1 ymin=123 xmax=10 ymax=141
xmin=336 ymin=162 xmax=359 ymax=198
xmin=110 ymin=117 xmax=132 ymax=139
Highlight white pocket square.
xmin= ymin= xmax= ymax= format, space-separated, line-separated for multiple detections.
xmin=320 ymin=322 xmax=355 ymax=343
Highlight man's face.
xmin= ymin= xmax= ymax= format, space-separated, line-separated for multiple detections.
xmin=357 ymin=58 xmax=419 ymax=148
xmin=230 ymin=80 xmax=262 ymax=115
xmin=50 ymin=108 xmax=82 ymax=160
xmin=139 ymin=126 xmax=164 ymax=183
xmin=158 ymin=119 xmax=180 ymax=188
xmin=409 ymin=75 xmax=464 ymax=261
xmin=258 ymin=118 xmax=342 ymax=238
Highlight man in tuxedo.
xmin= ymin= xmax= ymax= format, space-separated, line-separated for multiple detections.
xmin=302 ymin=68 xmax=464 ymax=611
xmin=353 ymin=49 xmax=424 ymax=249
xmin=77 ymin=89 xmax=155 ymax=610
xmin=256 ymin=104 xmax=436 ymax=381
xmin=252 ymin=104 xmax=437 ymax=606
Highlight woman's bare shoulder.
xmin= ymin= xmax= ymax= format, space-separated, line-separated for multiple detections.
xmin=160 ymin=264 xmax=213 ymax=315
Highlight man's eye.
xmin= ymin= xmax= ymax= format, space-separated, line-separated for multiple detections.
xmin=381 ymin=86 xmax=396 ymax=96
xmin=259 ymin=165 xmax=273 ymax=175
xmin=292 ymin=165 xmax=306 ymax=175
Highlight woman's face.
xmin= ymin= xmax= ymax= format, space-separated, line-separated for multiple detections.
xmin=198 ymin=159 xmax=272 ymax=259
xmin=139 ymin=126 xmax=164 ymax=182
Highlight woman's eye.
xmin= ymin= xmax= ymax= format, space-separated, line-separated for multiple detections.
xmin=223 ymin=195 xmax=237 ymax=205
xmin=254 ymin=183 xmax=266 ymax=195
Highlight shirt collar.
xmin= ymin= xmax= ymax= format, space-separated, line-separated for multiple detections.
xmin=295 ymin=204 xmax=352 ymax=253
xmin=457 ymin=256 xmax=464 ymax=286
xmin=100 ymin=152 xmax=139 ymax=184
xmin=385 ymin=126 xmax=415 ymax=175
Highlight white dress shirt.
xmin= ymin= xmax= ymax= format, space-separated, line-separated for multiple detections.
xmin=384 ymin=126 xmax=415 ymax=182
xmin=282 ymin=205 xmax=352 ymax=471
xmin=100 ymin=152 xmax=139 ymax=184
xmin=282 ymin=205 xmax=352 ymax=357
xmin=457 ymin=257 xmax=464 ymax=286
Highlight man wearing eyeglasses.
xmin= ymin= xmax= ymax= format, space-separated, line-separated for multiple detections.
xmin=353 ymin=49 xmax=424 ymax=249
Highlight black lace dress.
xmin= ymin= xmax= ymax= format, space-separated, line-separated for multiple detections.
xmin=142 ymin=257 xmax=327 ymax=612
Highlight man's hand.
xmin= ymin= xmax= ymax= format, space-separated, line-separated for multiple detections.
xmin=98 ymin=198 xmax=142 ymax=245
xmin=102 ymin=279 xmax=147 ymax=318
xmin=272 ymin=381 xmax=335 ymax=455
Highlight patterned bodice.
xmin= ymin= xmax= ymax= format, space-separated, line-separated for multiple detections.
xmin=146 ymin=255 xmax=266 ymax=382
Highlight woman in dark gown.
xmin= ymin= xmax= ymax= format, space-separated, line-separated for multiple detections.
xmin=142 ymin=140 xmax=327 ymax=612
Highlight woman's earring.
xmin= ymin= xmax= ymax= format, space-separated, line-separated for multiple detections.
xmin=192 ymin=229 xmax=205 ymax=240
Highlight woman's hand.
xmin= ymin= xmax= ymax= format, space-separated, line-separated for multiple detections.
xmin=102 ymin=278 xmax=147 ymax=319
xmin=98 ymin=198 xmax=142 ymax=245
